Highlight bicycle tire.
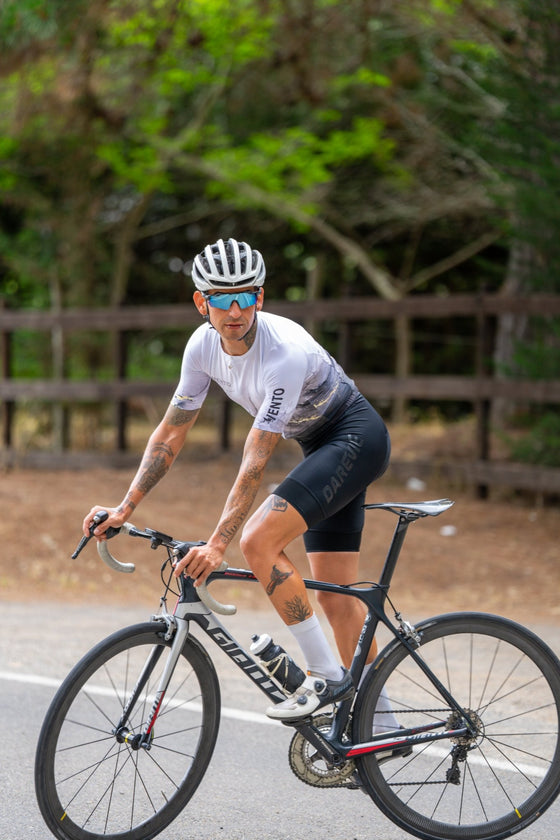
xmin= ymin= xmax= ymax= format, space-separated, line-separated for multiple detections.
xmin=353 ymin=612 xmax=560 ymax=840
xmin=35 ymin=621 xmax=220 ymax=840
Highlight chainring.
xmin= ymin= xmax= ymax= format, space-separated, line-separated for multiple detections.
xmin=288 ymin=713 xmax=357 ymax=788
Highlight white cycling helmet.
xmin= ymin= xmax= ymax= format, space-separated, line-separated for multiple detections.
xmin=191 ymin=238 xmax=266 ymax=292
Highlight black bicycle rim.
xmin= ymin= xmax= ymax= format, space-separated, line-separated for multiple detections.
xmin=35 ymin=622 xmax=220 ymax=840
xmin=354 ymin=612 xmax=560 ymax=840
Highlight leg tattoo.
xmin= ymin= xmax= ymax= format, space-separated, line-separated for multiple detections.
xmin=259 ymin=494 xmax=288 ymax=522
xmin=266 ymin=564 xmax=293 ymax=596
xmin=284 ymin=595 xmax=312 ymax=623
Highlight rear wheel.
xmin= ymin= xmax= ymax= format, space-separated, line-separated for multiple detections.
xmin=354 ymin=613 xmax=560 ymax=840
xmin=35 ymin=621 xmax=220 ymax=840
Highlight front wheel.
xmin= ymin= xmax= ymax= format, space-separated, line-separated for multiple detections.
xmin=354 ymin=612 xmax=560 ymax=840
xmin=35 ymin=621 xmax=220 ymax=840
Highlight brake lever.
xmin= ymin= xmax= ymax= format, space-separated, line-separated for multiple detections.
xmin=71 ymin=510 xmax=113 ymax=559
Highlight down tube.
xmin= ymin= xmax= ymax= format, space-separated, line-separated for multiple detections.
xmin=185 ymin=607 xmax=287 ymax=704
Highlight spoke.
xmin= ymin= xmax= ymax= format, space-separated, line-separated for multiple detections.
xmin=465 ymin=759 xmax=489 ymax=822
xmin=479 ymin=674 xmax=548 ymax=717
xmin=484 ymin=699 xmax=555 ymax=727
xmin=479 ymin=739 xmax=541 ymax=790
xmin=487 ymin=735 xmax=555 ymax=766
xmin=56 ymin=731 xmax=116 ymax=753
xmin=81 ymin=688 xmax=124 ymax=729
xmin=394 ymin=665 xmax=451 ymax=711
xmin=83 ymin=747 xmax=136 ymax=830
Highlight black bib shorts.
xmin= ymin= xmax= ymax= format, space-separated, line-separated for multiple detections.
xmin=274 ymin=394 xmax=390 ymax=553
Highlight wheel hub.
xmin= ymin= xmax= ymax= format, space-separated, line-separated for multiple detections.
xmin=447 ymin=708 xmax=484 ymax=747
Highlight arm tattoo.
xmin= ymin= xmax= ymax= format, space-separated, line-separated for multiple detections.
xmin=137 ymin=441 xmax=174 ymax=494
xmin=117 ymin=493 xmax=136 ymax=514
xmin=266 ymin=564 xmax=293 ymax=596
xmin=284 ymin=595 xmax=312 ymax=623
xmin=167 ymin=406 xmax=198 ymax=427
xmin=212 ymin=427 xmax=280 ymax=547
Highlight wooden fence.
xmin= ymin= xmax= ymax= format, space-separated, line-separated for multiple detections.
xmin=2 ymin=293 xmax=560 ymax=495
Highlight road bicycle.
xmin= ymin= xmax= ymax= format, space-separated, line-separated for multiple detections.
xmin=35 ymin=498 xmax=560 ymax=840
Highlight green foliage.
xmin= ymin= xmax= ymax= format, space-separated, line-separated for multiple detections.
xmin=11 ymin=331 xmax=50 ymax=377
xmin=0 ymin=0 xmax=85 ymax=48
xmin=126 ymin=331 xmax=190 ymax=380
xmin=205 ymin=118 xmax=396 ymax=209
xmin=509 ymin=319 xmax=560 ymax=380
xmin=505 ymin=412 xmax=560 ymax=468
xmin=0 ymin=0 xmax=558 ymax=466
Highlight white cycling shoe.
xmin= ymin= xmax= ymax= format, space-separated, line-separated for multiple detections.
xmin=266 ymin=668 xmax=354 ymax=721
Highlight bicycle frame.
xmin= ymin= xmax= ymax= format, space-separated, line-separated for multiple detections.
xmin=38 ymin=499 xmax=560 ymax=840
xmin=137 ymin=506 xmax=475 ymax=765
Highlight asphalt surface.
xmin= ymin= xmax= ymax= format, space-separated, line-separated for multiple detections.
xmin=2 ymin=600 xmax=560 ymax=840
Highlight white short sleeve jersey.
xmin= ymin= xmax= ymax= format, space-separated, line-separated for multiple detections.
xmin=171 ymin=312 xmax=357 ymax=440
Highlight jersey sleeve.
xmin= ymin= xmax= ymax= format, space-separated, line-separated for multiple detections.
xmin=171 ymin=332 xmax=211 ymax=411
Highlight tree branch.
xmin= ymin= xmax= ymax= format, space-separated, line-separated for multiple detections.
xmin=406 ymin=230 xmax=502 ymax=292
xmin=175 ymin=153 xmax=402 ymax=300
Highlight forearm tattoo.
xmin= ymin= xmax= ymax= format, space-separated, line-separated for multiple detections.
xmin=137 ymin=441 xmax=174 ymax=495
xmin=117 ymin=493 xmax=136 ymax=514
xmin=266 ymin=564 xmax=293 ymax=596
xmin=284 ymin=595 xmax=312 ymax=623
xmin=212 ymin=427 xmax=279 ymax=547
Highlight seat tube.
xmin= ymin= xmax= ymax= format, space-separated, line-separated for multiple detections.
xmin=378 ymin=516 xmax=413 ymax=588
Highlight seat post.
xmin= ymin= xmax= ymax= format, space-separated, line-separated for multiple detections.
xmin=378 ymin=513 xmax=417 ymax=589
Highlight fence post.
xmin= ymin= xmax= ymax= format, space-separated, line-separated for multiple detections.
xmin=474 ymin=292 xmax=493 ymax=499
xmin=1 ymin=298 xmax=14 ymax=449
xmin=115 ymin=328 xmax=128 ymax=451
xmin=219 ymin=398 xmax=231 ymax=451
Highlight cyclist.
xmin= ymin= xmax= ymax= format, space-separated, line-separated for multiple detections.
xmin=84 ymin=237 xmax=393 ymax=723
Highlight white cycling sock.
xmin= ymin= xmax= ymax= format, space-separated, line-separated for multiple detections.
xmin=359 ymin=664 xmax=400 ymax=733
xmin=288 ymin=614 xmax=343 ymax=682
xmin=372 ymin=685 xmax=400 ymax=733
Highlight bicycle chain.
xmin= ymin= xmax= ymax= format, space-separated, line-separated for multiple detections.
xmin=288 ymin=708 xmax=471 ymax=789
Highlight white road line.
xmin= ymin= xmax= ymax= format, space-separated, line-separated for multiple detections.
xmin=2 ymin=670 xmax=551 ymax=776
xmin=0 ymin=669 xmax=280 ymax=726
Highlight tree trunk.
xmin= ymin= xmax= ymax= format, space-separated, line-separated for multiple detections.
xmin=50 ymin=275 xmax=69 ymax=452
xmin=393 ymin=311 xmax=410 ymax=424
xmin=491 ymin=240 xmax=532 ymax=428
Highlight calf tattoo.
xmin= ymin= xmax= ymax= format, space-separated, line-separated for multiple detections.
xmin=266 ymin=564 xmax=292 ymax=596
xmin=284 ymin=595 xmax=312 ymax=623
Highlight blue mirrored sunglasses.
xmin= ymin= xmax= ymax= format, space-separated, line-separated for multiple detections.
xmin=205 ymin=291 xmax=259 ymax=310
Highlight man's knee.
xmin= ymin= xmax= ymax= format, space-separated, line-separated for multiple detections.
xmin=239 ymin=520 xmax=266 ymax=565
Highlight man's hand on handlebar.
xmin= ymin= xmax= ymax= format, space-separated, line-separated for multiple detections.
xmin=173 ymin=542 xmax=226 ymax=587
xmin=83 ymin=506 xmax=128 ymax=540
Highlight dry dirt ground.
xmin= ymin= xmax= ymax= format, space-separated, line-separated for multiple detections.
xmin=2 ymin=419 xmax=559 ymax=629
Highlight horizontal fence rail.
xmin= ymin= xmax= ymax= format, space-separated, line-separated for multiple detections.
xmin=2 ymin=375 xmax=559 ymax=404
xmin=1 ymin=293 xmax=560 ymax=495
xmin=2 ymin=293 xmax=560 ymax=332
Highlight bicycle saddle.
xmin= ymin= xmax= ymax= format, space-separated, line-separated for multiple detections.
xmin=364 ymin=498 xmax=454 ymax=517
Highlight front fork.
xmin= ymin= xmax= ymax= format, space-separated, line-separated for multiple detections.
xmin=113 ymin=617 xmax=190 ymax=751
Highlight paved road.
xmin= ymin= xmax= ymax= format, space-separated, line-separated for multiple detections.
xmin=2 ymin=600 xmax=560 ymax=840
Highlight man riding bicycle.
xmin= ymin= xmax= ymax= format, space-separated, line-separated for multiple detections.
xmin=84 ymin=237 xmax=394 ymax=723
